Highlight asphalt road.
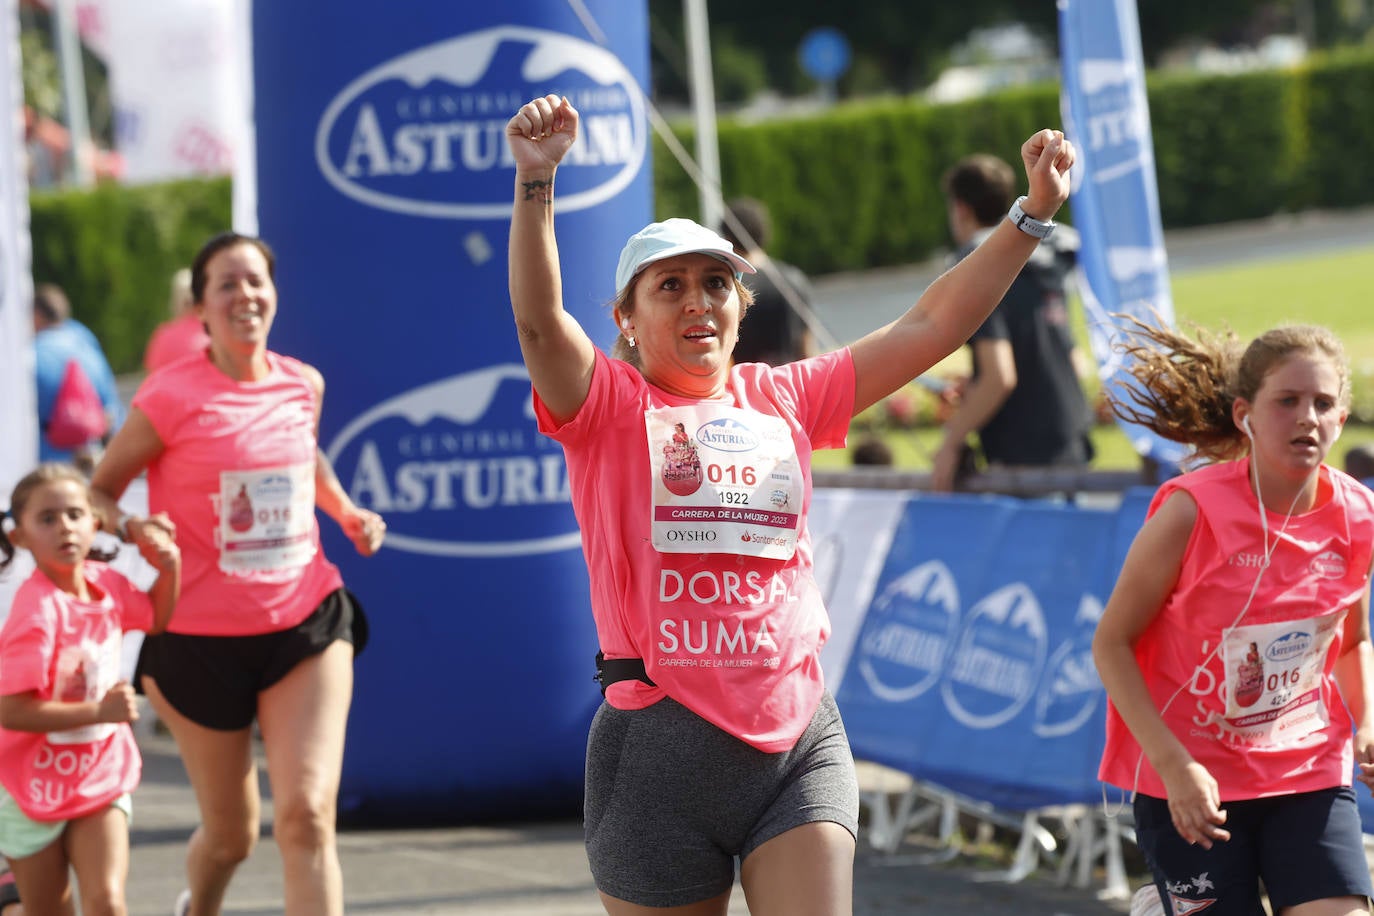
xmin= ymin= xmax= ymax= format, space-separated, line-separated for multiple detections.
xmin=808 ymin=206 xmax=1374 ymax=347
xmin=125 ymin=731 xmax=1134 ymax=915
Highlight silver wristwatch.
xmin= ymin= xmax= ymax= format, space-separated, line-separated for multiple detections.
xmin=1007 ymin=196 xmax=1056 ymax=240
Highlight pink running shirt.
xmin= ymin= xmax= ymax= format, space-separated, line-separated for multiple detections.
xmin=1100 ymin=460 xmax=1374 ymax=800
xmin=0 ymin=563 xmax=152 ymax=821
xmin=536 ymin=349 xmax=855 ymax=752
xmin=133 ymin=350 xmax=343 ymax=636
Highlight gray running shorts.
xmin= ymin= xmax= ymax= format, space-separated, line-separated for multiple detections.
xmin=583 ymin=690 xmax=858 ymax=907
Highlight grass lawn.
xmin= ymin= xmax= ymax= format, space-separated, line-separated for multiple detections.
xmin=816 ymin=243 xmax=1374 ymax=472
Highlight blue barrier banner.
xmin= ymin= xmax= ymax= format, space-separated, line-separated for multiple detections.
xmin=251 ymin=2 xmax=650 ymax=822
xmin=835 ymin=494 xmax=1119 ymax=809
xmin=1059 ymin=0 xmax=1186 ymax=470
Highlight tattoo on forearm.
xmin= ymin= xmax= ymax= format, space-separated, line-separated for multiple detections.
xmin=522 ymin=179 xmax=553 ymax=205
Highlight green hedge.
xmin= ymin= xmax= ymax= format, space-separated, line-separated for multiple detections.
xmin=29 ymin=176 xmax=231 ymax=373
xmin=28 ymin=49 xmax=1374 ymax=370
xmin=657 ymin=48 xmax=1374 ymax=273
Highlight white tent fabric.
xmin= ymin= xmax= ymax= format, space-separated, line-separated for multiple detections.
xmin=0 ymin=0 xmax=33 ymax=501
xmin=96 ymin=0 xmax=248 ymax=184
xmin=0 ymin=0 xmax=36 ymax=615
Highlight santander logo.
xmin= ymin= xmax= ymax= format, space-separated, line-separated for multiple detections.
xmin=323 ymin=364 xmax=581 ymax=558
xmin=314 ymin=26 xmax=646 ymax=219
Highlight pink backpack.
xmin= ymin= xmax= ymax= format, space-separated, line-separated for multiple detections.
xmin=45 ymin=358 xmax=108 ymax=449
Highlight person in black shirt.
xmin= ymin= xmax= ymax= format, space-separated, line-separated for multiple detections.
xmin=931 ymin=154 xmax=1093 ymax=491
xmin=718 ymin=197 xmax=816 ymax=366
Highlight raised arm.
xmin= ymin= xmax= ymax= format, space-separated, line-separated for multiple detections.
xmin=506 ymin=94 xmax=598 ymax=424
xmin=849 ymin=130 xmax=1075 ymax=415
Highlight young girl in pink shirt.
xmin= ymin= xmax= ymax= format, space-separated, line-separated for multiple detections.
xmin=0 ymin=463 xmax=179 ymax=913
xmin=1094 ymin=323 xmax=1374 ymax=916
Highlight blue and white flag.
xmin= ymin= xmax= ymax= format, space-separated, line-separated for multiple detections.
xmin=1059 ymin=0 xmax=1186 ymax=469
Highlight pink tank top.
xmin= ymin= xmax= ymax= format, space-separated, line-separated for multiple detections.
xmin=133 ymin=350 xmax=343 ymax=636
xmin=1100 ymin=460 xmax=1374 ymax=800
xmin=0 ymin=564 xmax=151 ymax=821
xmin=536 ymin=349 xmax=855 ymax=753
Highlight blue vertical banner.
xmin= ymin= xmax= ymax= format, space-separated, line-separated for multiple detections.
xmin=1058 ymin=0 xmax=1186 ymax=468
xmin=251 ymin=2 xmax=651 ymax=822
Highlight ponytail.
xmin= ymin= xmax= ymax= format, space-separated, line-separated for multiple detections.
xmin=0 ymin=508 xmax=14 ymax=573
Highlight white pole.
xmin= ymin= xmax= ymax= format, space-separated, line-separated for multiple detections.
xmin=682 ymin=0 xmax=721 ymax=229
xmin=51 ymin=0 xmax=93 ymax=186
xmin=231 ymin=0 xmax=258 ymax=234
xmin=0 ymin=0 xmax=37 ymax=590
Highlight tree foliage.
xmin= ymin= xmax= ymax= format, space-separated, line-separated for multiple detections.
xmin=18 ymin=5 xmax=113 ymax=145
xmin=647 ymin=0 xmax=1369 ymax=105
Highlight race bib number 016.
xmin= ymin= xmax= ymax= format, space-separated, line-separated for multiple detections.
xmin=646 ymin=405 xmax=803 ymax=560
xmin=218 ymin=463 xmax=316 ymax=574
xmin=1221 ymin=611 xmax=1341 ymax=745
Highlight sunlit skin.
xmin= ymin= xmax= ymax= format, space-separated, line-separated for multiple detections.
xmin=10 ymin=478 xmax=98 ymax=598
xmin=1234 ymin=351 xmax=1347 ymax=515
xmin=196 ymin=242 xmax=277 ymax=377
xmin=616 ymin=253 xmax=742 ymax=398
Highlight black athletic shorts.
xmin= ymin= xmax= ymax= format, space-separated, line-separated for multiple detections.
xmin=1134 ymin=786 xmax=1373 ymax=914
xmin=135 ymin=587 xmax=368 ymax=731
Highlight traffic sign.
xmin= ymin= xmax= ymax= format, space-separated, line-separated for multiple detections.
xmin=799 ymin=26 xmax=851 ymax=83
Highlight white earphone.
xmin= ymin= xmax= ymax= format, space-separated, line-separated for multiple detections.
xmin=1241 ymin=415 xmax=1253 ymax=437
xmin=620 ymin=317 xmax=630 ymax=330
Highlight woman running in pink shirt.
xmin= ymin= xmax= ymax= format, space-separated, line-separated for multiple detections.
xmin=0 ymin=463 xmax=179 ymax=914
xmin=90 ymin=232 xmax=387 ymax=916
xmin=506 ymin=93 xmax=1074 ymax=916
xmin=1094 ymin=322 xmax=1374 ymax=916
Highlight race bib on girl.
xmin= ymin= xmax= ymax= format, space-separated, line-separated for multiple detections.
xmin=1221 ymin=611 xmax=1341 ymax=745
xmin=646 ymin=405 xmax=803 ymax=560
xmin=49 ymin=635 xmax=119 ymax=746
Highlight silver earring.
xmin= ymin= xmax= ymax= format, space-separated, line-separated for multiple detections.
xmin=627 ymin=335 xmax=637 ymax=348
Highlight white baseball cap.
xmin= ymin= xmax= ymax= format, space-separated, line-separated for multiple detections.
xmin=614 ymin=218 xmax=755 ymax=296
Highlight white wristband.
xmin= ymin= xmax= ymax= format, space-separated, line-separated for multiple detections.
xmin=1007 ymin=196 xmax=1056 ymax=240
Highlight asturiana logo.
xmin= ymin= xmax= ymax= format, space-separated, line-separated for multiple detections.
xmin=254 ymin=474 xmax=293 ymax=499
xmin=1265 ymin=631 xmax=1312 ymax=664
xmin=1309 ymin=550 xmax=1346 ymax=580
xmin=695 ymin=419 xmax=759 ymax=453
xmin=856 ymin=561 xmax=960 ymax=703
xmin=315 ymin=26 xmax=646 ymax=219
xmin=323 ymin=365 xmax=580 ymax=557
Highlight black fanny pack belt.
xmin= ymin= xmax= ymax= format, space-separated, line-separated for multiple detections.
xmin=594 ymin=651 xmax=656 ymax=696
